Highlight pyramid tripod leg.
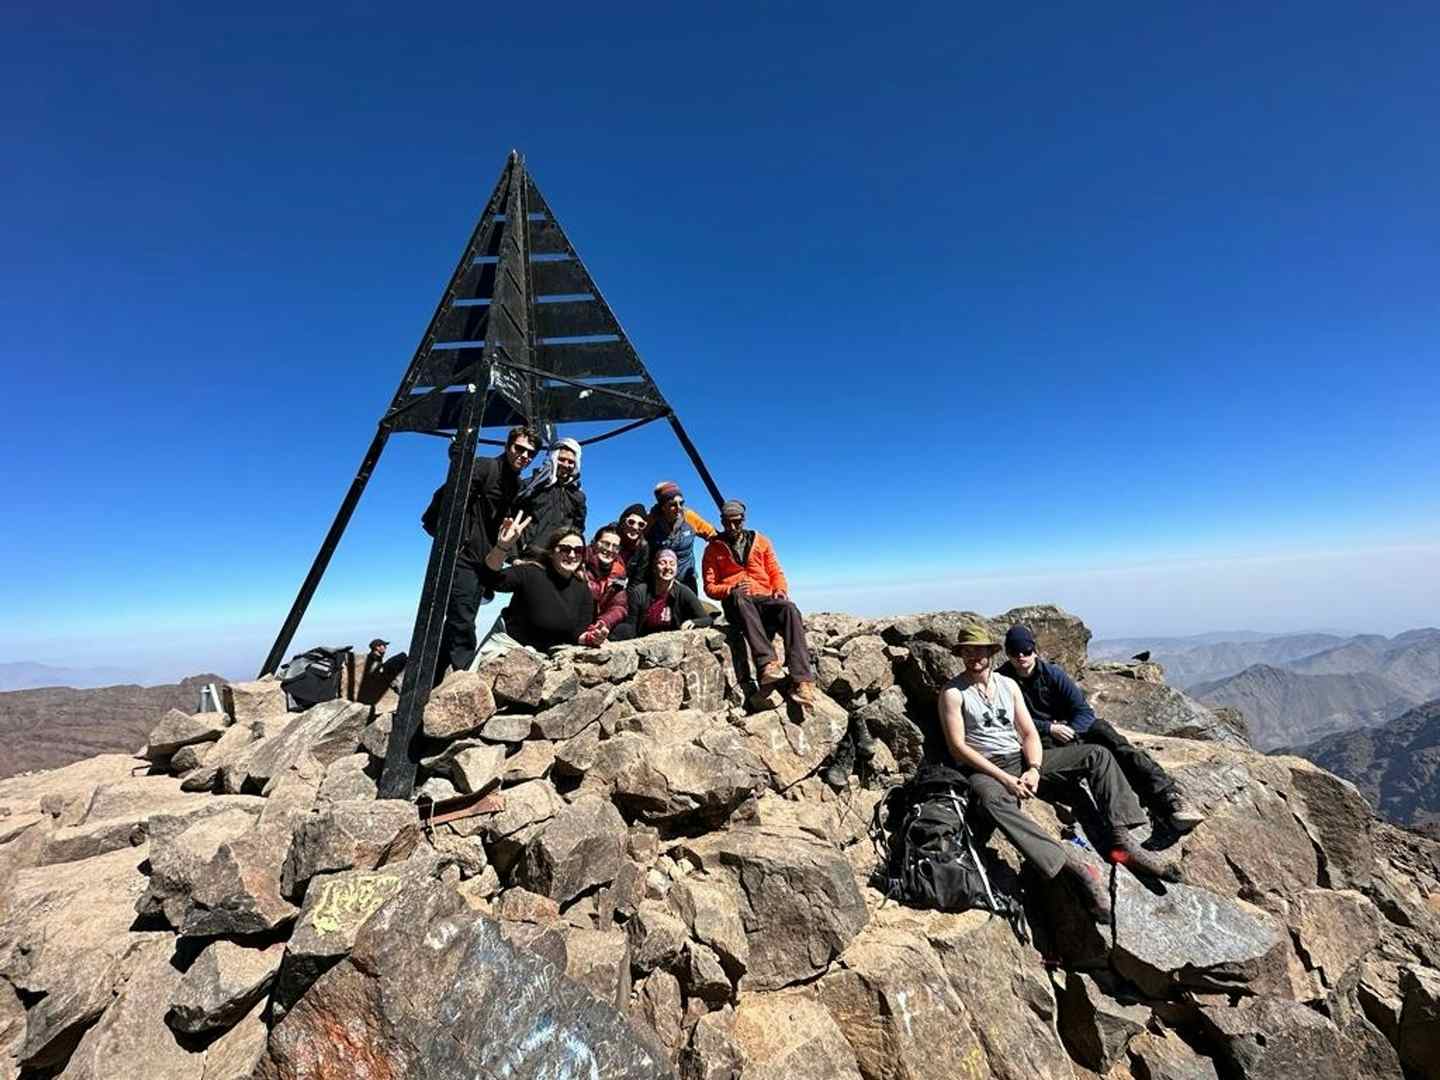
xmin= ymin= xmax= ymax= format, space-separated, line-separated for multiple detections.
xmin=378 ymin=387 xmax=486 ymax=799
xmin=667 ymin=412 xmax=726 ymax=512
xmin=258 ymin=426 xmax=391 ymax=677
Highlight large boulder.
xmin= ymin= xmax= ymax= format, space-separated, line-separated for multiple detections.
xmin=1083 ymin=665 xmax=1248 ymax=745
xmin=142 ymin=708 xmax=229 ymax=761
xmin=677 ymin=825 xmax=868 ymax=991
xmin=255 ymin=877 xmax=673 ymax=1079
xmin=165 ymin=939 xmax=284 ymax=1035
xmin=224 ymin=699 xmax=370 ymax=792
xmin=514 ymin=795 xmax=628 ymax=904
xmin=729 ymin=993 xmax=864 ymax=1080
xmin=421 ymin=670 xmax=497 ymax=740
xmin=739 ymin=695 xmax=849 ymax=790
xmin=1197 ymin=995 xmax=1402 ymax=1080
xmin=280 ymin=799 xmax=420 ymax=900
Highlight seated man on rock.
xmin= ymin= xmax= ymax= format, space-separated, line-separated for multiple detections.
xmin=702 ymin=500 xmax=816 ymax=707
xmin=938 ymin=625 xmax=1176 ymax=921
xmin=998 ymin=624 xmax=1203 ymax=834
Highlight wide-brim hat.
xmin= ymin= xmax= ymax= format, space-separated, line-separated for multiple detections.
xmin=954 ymin=625 xmax=1002 ymax=652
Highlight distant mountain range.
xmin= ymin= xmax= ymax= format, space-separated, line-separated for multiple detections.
xmin=0 ymin=674 xmax=223 ymax=779
xmin=1093 ymin=628 xmax=1440 ymax=752
xmin=0 ymin=661 xmax=141 ymax=691
xmin=1292 ymin=699 xmax=1440 ymax=829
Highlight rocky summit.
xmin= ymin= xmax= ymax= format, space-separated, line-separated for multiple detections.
xmin=0 ymin=605 xmax=1437 ymax=1080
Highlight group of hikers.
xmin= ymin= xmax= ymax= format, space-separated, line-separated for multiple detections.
xmin=422 ymin=424 xmax=817 ymax=705
xmin=423 ymin=424 xmax=1203 ymax=922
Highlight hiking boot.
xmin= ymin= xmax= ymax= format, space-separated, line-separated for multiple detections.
xmin=1161 ymin=791 xmax=1204 ymax=833
xmin=1062 ymin=844 xmax=1112 ymax=923
xmin=850 ymin=712 xmax=877 ymax=760
xmin=1109 ymin=829 xmax=1182 ymax=882
xmin=822 ymin=735 xmax=855 ymax=787
xmin=791 ymin=679 xmax=818 ymax=708
xmin=758 ymin=660 xmax=785 ymax=686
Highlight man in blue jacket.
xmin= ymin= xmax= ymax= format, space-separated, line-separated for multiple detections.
xmin=998 ymin=624 xmax=1203 ymax=834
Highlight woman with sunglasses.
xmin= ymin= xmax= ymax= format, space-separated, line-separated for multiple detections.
xmin=477 ymin=512 xmax=597 ymax=652
xmin=613 ymin=548 xmax=713 ymax=640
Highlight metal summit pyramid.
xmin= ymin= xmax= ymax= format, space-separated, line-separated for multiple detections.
xmin=259 ymin=151 xmax=724 ymax=797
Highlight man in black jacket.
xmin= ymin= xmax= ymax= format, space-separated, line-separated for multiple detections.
xmin=421 ymin=425 xmax=539 ymax=677
xmin=515 ymin=437 xmax=587 ymax=557
xmin=998 ymin=624 xmax=1203 ymax=834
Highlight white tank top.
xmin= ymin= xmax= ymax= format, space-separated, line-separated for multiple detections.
xmin=956 ymin=675 xmax=1021 ymax=762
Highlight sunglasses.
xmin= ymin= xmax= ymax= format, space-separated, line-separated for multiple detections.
xmin=553 ymin=544 xmax=584 ymax=556
xmin=1006 ymin=648 xmax=1036 ymax=658
xmin=511 ymin=444 xmax=538 ymax=457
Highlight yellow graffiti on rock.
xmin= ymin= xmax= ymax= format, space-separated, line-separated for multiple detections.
xmin=310 ymin=873 xmax=403 ymax=935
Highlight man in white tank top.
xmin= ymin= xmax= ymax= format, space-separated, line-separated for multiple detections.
xmin=937 ymin=625 xmax=1177 ymax=920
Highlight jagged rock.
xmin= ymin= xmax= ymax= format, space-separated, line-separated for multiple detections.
xmin=630 ymin=668 xmax=687 ymax=712
xmin=740 ymin=694 xmax=849 ymax=790
xmin=628 ymin=900 xmax=690 ymax=974
xmin=515 ymin=795 xmax=627 ymax=904
xmin=678 ymin=641 xmax=726 ymax=711
xmin=730 ymin=992 xmax=864 ymax=1080
xmin=359 ymin=709 xmax=392 ymax=758
xmin=425 ymin=826 xmax=489 ymax=879
xmin=1082 ymin=670 xmax=1248 ymax=746
xmin=280 ymin=799 xmax=420 ymax=899
xmin=480 ymin=711 xmax=533 ymax=743
xmin=1058 ymin=971 xmax=1150 ymax=1072
xmin=538 ymin=658 xmax=581 ymax=706
xmin=532 ymin=685 xmax=608 ymax=740
xmin=195 ymin=998 xmax=268 ymax=1080
xmin=495 ymin=886 xmax=562 ymax=923
xmin=894 ymin=640 xmax=965 ymax=715
xmin=1111 ymin=873 xmax=1288 ymax=997
xmin=421 ymin=669 xmax=498 ymax=740
xmin=587 ymin=722 xmax=766 ymax=827
xmin=478 ymin=647 xmax=546 ymax=707
xmin=54 ymin=934 xmax=198 ymax=1079
xmin=2 ymin=846 xmax=162 ymax=1071
xmin=667 ymin=876 xmax=749 ymax=978
xmin=225 ymin=699 xmax=370 ymax=792
xmin=259 ymin=755 xmax=325 ymax=825
xmin=316 ymin=752 xmax=378 ymax=803
xmin=33 ymin=786 xmax=211 ymax=867
xmin=1291 ymin=888 xmax=1382 ymax=990
xmin=222 ymin=676 xmax=288 ymax=722
xmin=272 ymin=860 xmax=434 ymax=1015
xmin=997 ymin=604 xmax=1091 ymax=670
xmin=448 ymin=743 xmax=506 ymax=794
xmin=683 ymin=1007 xmax=745 ymax=1080
xmin=1284 ymin=761 xmax=1374 ymax=891
xmin=502 ymin=739 xmax=555 ymax=782
xmin=255 ymin=877 xmax=673 ymax=1079
xmin=1198 ymin=995 xmax=1402 ymax=1079
xmin=828 ymin=636 xmax=893 ymax=700
xmin=683 ymin=941 xmax=732 ymax=1002
xmin=205 ymin=716 xmax=288 ymax=794
xmin=1126 ymin=1030 xmax=1219 ymax=1080
xmin=1399 ymin=964 xmax=1440 ymax=1079
xmin=574 ymin=643 xmax=641 ymax=684
xmin=853 ymin=685 xmax=925 ymax=774
xmin=563 ymin=926 xmax=631 ymax=1008
xmin=679 ymin=824 xmax=868 ymax=991
xmin=632 ymin=635 xmax=687 ymax=670
xmin=553 ymin=722 xmax=602 ymax=776
xmin=143 ymin=708 xmax=228 ymax=760
xmin=168 ymin=741 xmax=210 ymax=775
xmin=136 ymin=805 xmax=297 ymax=937
xmin=166 ymin=939 xmax=284 ymax=1034
xmin=633 ymin=970 xmax=685 ymax=1063
xmin=417 ymin=775 xmax=459 ymax=801
xmin=479 ymin=778 xmax=565 ymax=864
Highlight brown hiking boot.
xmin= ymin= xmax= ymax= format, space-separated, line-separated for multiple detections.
xmin=1109 ymin=829 xmax=1182 ymax=882
xmin=1162 ymin=792 xmax=1204 ymax=833
xmin=791 ymin=679 xmax=817 ymax=708
xmin=1062 ymin=844 xmax=1112 ymax=923
xmin=758 ymin=660 xmax=785 ymax=685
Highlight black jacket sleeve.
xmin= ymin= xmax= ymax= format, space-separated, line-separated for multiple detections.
xmin=1050 ymin=663 xmax=1097 ymax=734
xmin=672 ymin=584 xmax=714 ymax=628
xmin=616 ymin=584 xmax=648 ymax=638
xmin=476 ymin=560 xmax=527 ymax=593
xmin=421 ymin=484 xmax=445 ymax=537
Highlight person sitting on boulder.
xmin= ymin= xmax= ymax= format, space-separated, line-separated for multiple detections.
xmin=616 ymin=502 xmax=653 ymax=584
xmin=646 ymin=481 xmax=716 ymax=595
xmin=515 ymin=438 xmax=587 ymax=557
xmin=938 ymin=625 xmax=1176 ymax=921
xmin=702 ymin=500 xmax=816 ymax=707
xmin=356 ymin=638 xmax=406 ymax=705
xmin=581 ymin=523 xmax=630 ymax=647
xmin=474 ymin=513 xmax=597 ymax=658
xmin=998 ymin=624 xmax=1203 ymax=834
xmin=612 ymin=548 xmax=713 ymax=640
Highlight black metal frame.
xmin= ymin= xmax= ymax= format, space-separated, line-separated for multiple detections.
xmin=258 ymin=151 xmax=725 ymax=799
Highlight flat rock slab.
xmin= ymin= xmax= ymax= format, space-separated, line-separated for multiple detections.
xmin=228 ymin=699 xmax=370 ymax=792
xmin=1111 ymin=872 xmax=1287 ymax=997
xmin=166 ymin=939 xmax=284 ymax=1034
xmin=280 ymin=799 xmax=420 ymax=900
xmin=740 ymin=696 xmax=848 ymax=790
xmin=256 ymin=877 xmax=675 ymax=1079
xmin=730 ymin=992 xmax=864 ymax=1080
xmin=144 ymin=708 xmax=229 ymax=760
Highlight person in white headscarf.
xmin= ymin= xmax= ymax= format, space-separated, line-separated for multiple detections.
xmin=514 ymin=437 xmax=587 ymax=557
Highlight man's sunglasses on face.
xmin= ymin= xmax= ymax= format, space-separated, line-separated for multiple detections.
xmin=1007 ymin=648 xmax=1035 ymax=658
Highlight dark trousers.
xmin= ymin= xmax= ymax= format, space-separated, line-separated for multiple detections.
xmin=966 ymin=744 xmax=1147 ymax=878
xmin=723 ymin=594 xmax=814 ymax=681
xmin=439 ymin=563 xmax=482 ymax=681
xmin=678 ymin=567 xmax=700 ymax=595
xmin=1073 ymin=718 xmax=1177 ymax=809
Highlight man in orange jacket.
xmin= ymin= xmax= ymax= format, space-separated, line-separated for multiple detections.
xmin=702 ymin=500 xmax=816 ymax=706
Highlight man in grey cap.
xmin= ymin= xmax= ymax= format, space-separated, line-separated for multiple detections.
xmin=702 ymin=500 xmax=817 ymax=707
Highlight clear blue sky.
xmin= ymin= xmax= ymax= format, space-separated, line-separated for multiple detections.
xmin=4 ymin=3 xmax=1438 ymax=681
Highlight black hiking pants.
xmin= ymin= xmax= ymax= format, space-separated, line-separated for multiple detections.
xmin=965 ymin=744 xmax=1147 ymax=878
xmin=723 ymin=594 xmax=814 ymax=682
xmin=1068 ymin=719 xmax=1177 ymax=810
xmin=439 ymin=563 xmax=482 ymax=682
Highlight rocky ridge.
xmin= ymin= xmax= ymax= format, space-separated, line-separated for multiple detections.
xmin=0 ymin=605 xmax=1435 ymax=1080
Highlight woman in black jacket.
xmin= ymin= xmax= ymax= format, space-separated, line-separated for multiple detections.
xmin=613 ymin=548 xmax=714 ymax=640
xmin=477 ymin=513 xmax=597 ymax=652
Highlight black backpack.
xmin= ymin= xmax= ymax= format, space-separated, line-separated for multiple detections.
xmin=280 ymin=646 xmax=352 ymax=711
xmin=869 ymin=763 xmax=1027 ymax=940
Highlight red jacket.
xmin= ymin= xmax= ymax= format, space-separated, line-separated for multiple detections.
xmin=584 ymin=552 xmax=629 ymax=630
xmin=702 ymin=531 xmax=789 ymax=599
